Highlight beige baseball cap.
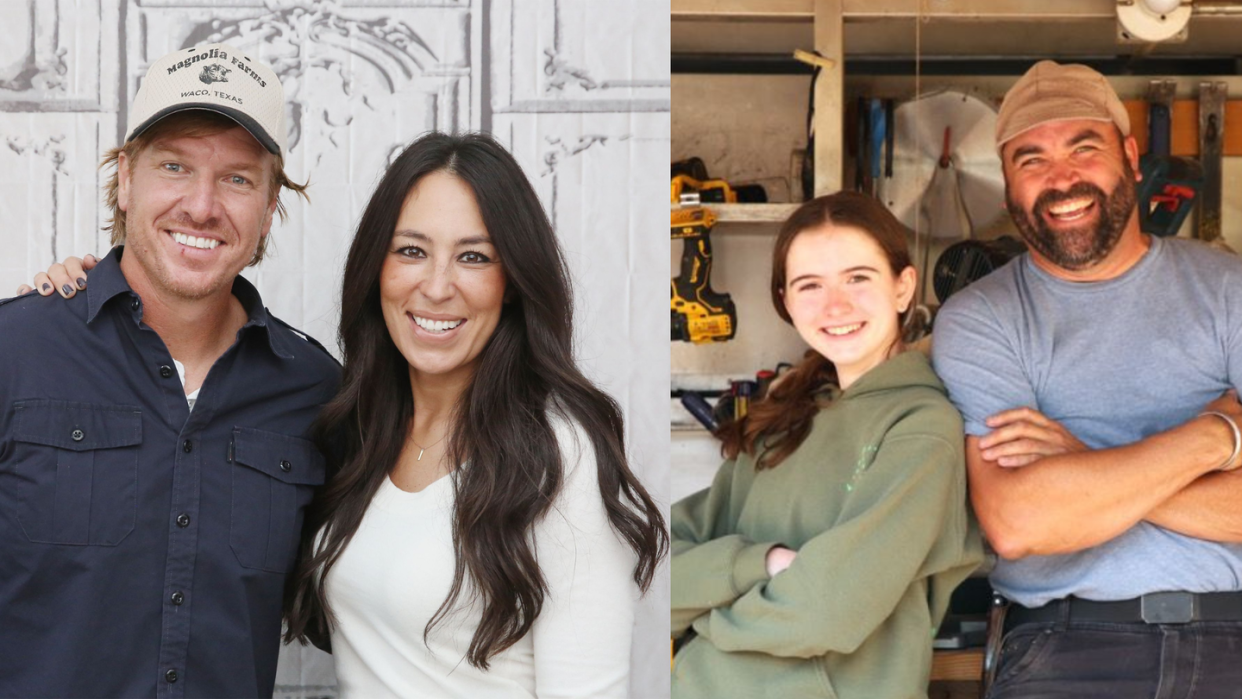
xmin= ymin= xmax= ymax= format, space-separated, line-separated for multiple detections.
xmin=127 ymin=43 xmax=286 ymax=156
xmin=995 ymin=60 xmax=1130 ymax=152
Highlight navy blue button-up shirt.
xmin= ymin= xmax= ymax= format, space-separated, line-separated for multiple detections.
xmin=0 ymin=247 xmax=340 ymax=698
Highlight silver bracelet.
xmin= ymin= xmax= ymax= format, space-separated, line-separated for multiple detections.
xmin=1200 ymin=410 xmax=1242 ymax=472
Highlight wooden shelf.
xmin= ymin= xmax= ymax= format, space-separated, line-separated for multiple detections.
xmin=931 ymin=648 xmax=983 ymax=683
xmin=674 ymin=0 xmax=1242 ymax=58
xmin=671 ymin=203 xmax=799 ymax=224
xmin=673 ymin=0 xmax=1116 ymax=22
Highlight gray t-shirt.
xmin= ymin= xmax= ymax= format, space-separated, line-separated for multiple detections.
xmin=932 ymin=235 xmax=1242 ymax=607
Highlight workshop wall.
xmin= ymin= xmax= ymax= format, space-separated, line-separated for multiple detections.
xmin=0 ymin=1 xmax=670 ymax=697
xmin=670 ymin=72 xmax=1242 ymax=502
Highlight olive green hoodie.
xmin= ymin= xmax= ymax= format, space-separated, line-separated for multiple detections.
xmin=671 ymin=351 xmax=982 ymax=699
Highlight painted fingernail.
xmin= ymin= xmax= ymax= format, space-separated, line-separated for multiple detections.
xmin=41 ymin=283 xmax=51 ymax=293
xmin=61 ymin=284 xmax=73 ymax=296
xmin=76 ymin=278 xmax=87 ymax=290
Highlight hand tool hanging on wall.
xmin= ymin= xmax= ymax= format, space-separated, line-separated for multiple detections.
xmin=853 ymin=97 xmax=889 ymax=197
xmin=884 ymin=99 xmax=895 ymax=181
xmin=671 ymin=206 xmax=738 ymax=343
xmin=678 ymin=391 xmax=719 ymax=432
xmin=855 ymin=96 xmax=871 ymax=194
xmin=1196 ymin=81 xmax=1227 ymax=242
xmin=869 ymin=98 xmax=887 ymax=197
xmin=1138 ymin=80 xmax=1201 ymax=238
xmin=795 ymin=49 xmax=832 ymax=201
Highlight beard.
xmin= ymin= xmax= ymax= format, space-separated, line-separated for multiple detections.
xmin=1005 ymin=162 xmax=1137 ymax=271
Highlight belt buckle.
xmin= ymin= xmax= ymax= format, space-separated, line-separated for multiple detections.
xmin=1140 ymin=591 xmax=1196 ymax=624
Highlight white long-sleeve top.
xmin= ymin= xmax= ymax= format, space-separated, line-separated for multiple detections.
xmin=324 ymin=415 xmax=639 ymax=698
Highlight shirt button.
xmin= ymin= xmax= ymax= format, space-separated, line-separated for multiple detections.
xmin=176 ymin=513 xmax=191 ymax=528
xmin=183 ymin=440 xmax=193 ymax=453
xmin=280 ymin=459 xmax=292 ymax=473
xmin=130 ymin=298 xmax=140 ymax=312
xmin=170 ymin=591 xmax=185 ymax=606
xmin=71 ymin=429 xmax=85 ymax=442
xmin=165 ymin=669 xmax=177 ymax=683
xmin=159 ymin=365 xmax=174 ymax=379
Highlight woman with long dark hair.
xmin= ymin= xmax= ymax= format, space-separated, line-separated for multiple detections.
xmin=277 ymin=132 xmax=667 ymax=697
xmin=670 ymin=191 xmax=981 ymax=699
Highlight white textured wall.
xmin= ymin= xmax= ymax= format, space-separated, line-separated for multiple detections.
xmin=1 ymin=1 xmax=670 ymax=696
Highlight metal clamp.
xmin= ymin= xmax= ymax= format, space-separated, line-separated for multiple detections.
xmin=1196 ymin=81 xmax=1227 ymax=243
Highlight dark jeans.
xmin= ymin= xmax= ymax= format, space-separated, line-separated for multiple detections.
xmin=988 ymin=619 xmax=1242 ymax=699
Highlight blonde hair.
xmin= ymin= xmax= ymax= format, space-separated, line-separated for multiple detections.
xmin=100 ymin=111 xmax=309 ymax=266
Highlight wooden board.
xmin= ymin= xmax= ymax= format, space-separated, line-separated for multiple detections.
xmin=1124 ymin=99 xmax=1242 ymax=156
xmin=931 ymin=648 xmax=983 ymax=682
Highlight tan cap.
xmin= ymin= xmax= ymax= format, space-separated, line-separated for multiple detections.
xmin=127 ymin=43 xmax=286 ymax=156
xmin=995 ymin=60 xmax=1129 ymax=152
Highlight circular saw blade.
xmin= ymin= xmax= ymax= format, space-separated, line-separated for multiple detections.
xmin=878 ymin=90 xmax=1006 ymax=237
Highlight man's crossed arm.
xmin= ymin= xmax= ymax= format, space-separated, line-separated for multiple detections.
xmin=968 ymin=392 xmax=1242 ymax=559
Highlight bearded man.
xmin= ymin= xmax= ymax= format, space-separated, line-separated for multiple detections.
xmin=932 ymin=60 xmax=1242 ymax=698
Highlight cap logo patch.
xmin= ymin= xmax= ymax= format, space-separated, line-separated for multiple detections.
xmin=165 ymin=46 xmax=228 ymax=75
xmin=199 ymin=64 xmax=231 ymax=85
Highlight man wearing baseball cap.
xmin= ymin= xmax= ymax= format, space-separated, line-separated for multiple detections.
xmin=933 ymin=61 xmax=1242 ymax=696
xmin=0 ymin=43 xmax=339 ymax=697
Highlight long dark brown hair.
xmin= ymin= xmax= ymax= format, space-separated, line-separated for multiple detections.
xmin=718 ymin=191 xmax=914 ymax=469
xmin=283 ymin=132 xmax=668 ymax=667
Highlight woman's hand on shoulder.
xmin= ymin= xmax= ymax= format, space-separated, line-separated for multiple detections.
xmin=15 ymin=254 xmax=97 ymax=298
xmin=765 ymin=545 xmax=797 ymax=576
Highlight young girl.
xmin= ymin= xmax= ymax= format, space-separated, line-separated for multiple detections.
xmin=671 ymin=191 xmax=982 ymax=699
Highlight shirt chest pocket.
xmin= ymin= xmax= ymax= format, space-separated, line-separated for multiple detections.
xmin=229 ymin=427 xmax=326 ymax=573
xmin=10 ymin=400 xmax=142 ymax=546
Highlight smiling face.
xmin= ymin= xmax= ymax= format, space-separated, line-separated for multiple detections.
xmin=782 ymin=224 xmax=916 ymax=390
xmin=379 ymin=170 xmax=507 ymax=388
xmin=117 ymin=125 xmax=277 ymax=301
xmin=1002 ymin=119 xmax=1142 ymax=276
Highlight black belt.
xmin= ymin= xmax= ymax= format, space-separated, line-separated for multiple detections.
xmin=1005 ymin=591 xmax=1242 ymax=630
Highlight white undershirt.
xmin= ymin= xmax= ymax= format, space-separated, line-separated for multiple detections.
xmin=324 ymin=415 xmax=639 ymax=699
xmin=171 ymin=358 xmax=201 ymax=410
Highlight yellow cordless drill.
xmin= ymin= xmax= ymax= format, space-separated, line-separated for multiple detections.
xmin=671 ymin=206 xmax=737 ymax=343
